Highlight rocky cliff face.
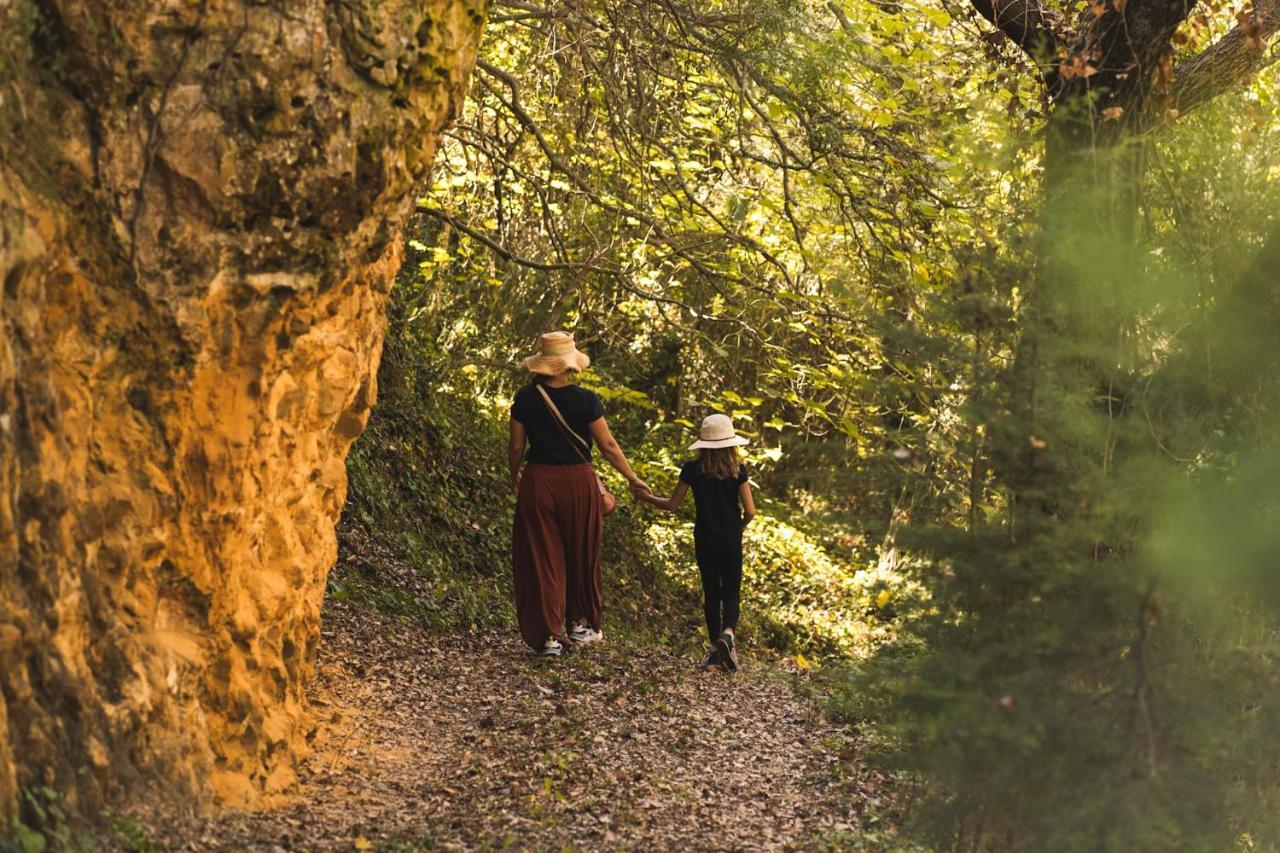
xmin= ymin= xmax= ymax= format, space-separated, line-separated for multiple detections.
xmin=0 ymin=0 xmax=484 ymax=823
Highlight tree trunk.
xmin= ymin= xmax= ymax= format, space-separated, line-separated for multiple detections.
xmin=996 ymin=0 xmax=1196 ymax=525
xmin=0 ymin=0 xmax=485 ymax=824
xmin=1004 ymin=115 xmax=1144 ymax=510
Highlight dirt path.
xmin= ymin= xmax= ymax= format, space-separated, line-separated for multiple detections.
xmin=158 ymin=602 xmax=876 ymax=851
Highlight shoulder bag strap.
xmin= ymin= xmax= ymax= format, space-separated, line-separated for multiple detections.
xmin=535 ymin=384 xmax=613 ymax=505
xmin=535 ymin=384 xmax=591 ymax=462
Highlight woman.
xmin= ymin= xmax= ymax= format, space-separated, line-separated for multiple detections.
xmin=508 ymin=331 xmax=648 ymax=656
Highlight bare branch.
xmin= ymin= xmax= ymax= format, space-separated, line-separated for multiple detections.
xmin=472 ymin=59 xmax=786 ymax=293
xmin=418 ymin=205 xmax=616 ymax=273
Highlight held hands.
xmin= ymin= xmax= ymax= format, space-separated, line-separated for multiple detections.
xmin=628 ymin=478 xmax=652 ymax=502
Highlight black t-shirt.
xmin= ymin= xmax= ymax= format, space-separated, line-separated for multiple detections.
xmin=511 ymin=383 xmax=606 ymax=465
xmin=680 ymin=460 xmax=749 ymax=541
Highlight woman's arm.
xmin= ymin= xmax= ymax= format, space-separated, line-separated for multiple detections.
xmin=739 ymin=482 xmax=756 ymax=528
xmin=641 ymin=481 xmax=688 ymax=512
xmin=587 ymin=417 xmax=648 ymax=491
xmin=508 ymin=418 xmax=527 ymax=493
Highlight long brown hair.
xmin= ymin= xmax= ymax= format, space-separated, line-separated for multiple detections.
xmin=697 ymin=447 xmax=741 ymax=480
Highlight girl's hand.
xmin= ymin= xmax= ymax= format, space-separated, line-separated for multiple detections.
xmin=628 ymin=478 xmax=651 ymax=497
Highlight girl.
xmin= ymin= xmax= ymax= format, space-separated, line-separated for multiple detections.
xmin=639 ymin=414 xmax=755 ymax=671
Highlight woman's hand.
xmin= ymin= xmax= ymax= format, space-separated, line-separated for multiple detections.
xmin=512 ymin=471 xmax=522 ymax=495
xmin=629 ymin=478 xmax=651 ymax=498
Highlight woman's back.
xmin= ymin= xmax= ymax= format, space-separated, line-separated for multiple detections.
xmin=511 ymin=383 xmax=604 ymax=465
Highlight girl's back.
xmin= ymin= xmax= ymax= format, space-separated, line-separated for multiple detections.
xmin=679 ymin=459 xmax=748 ymax=541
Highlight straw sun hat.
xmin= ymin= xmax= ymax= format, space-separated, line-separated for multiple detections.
xmin=522 ymin=331 xmax=591 ymax=375
xmin=689 ymin=413 xmax=749 ymax=450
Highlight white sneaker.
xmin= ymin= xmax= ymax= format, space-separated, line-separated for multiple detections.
xmin=569 ymin=624 xmax=603 ymax=644
xmin=539 ymin=638 xmax=563 ymax=657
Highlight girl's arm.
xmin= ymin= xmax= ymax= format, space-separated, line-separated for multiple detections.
xmin=587 ymin=416 xmax=648 ymax=492
xmin=739 ymin=482 xmax=756 ymax=528
xmin=641 ymin=481 xmax=688 ymax=512
xmin=508 ymin=419 xmax=526 ymax=493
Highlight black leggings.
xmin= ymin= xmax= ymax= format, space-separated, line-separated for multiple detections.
xmin=695 ymin=536 xmax=742 ymax=642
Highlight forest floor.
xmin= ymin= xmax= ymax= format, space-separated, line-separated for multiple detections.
xmin=143 ymin=600 xmax=890 ymax=851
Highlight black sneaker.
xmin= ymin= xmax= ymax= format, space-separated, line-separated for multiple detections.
xmin=715 ymin=632 xmax=738 ymax=672
xmin=700 ymin=648 xmax=721 ymax=668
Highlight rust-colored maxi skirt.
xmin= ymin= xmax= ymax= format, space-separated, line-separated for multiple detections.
xmin=513 ymin=463 xmax=604 ymax=649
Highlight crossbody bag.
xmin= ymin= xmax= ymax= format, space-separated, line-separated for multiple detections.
xmin=535 ymin=384 xmax=618 ymax=516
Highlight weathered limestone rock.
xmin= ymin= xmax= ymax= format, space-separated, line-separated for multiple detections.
xmin=0 ymin=0 xmax=484 ymax=823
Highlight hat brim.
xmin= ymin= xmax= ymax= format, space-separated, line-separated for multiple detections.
xmin=522 ymin=350 xmax=590 ymax=375
xmin=689 ymin=435 xmax=749 ymax=450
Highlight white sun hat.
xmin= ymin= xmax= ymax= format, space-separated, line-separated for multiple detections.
xmin=689 ymin=413 xmax=750 ymax=450
xmin=521 ymin=331 xmax=590 ymax=375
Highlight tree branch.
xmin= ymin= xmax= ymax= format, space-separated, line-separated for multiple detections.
xmin=472 ymin=58 xmax=788 ymax=294
xmin=1168 ymin=0 xmax=1280 ymax=116
xmin=968 ymin=0 xmax=1062 ymax=85
xmin=418 ymin=205 xmax=617 ymax=273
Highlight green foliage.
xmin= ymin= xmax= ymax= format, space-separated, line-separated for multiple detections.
xmin=336 ymin=253 xmax=709 ymax=642
xmin=0 ymin=787 xmax=98 ymax=853
xmin=645 ymin=511 xmax=909 ymax=657
xmin=0 ymin=789 xmax=157 ymax=851
xmin=348 ymin=0 xmax=1280 ymax=849
xmin=844 ymin=95 xmax=1280 ymax=849
xmin=336 ymin=294 xmax=517 ymax=633
xmin=98 ymin=812 xmax=151 ymax=852
xmin=340 ymin=241 xmax=893 ymax=660
xmin=420 ymin=0 xmax=1030 ymax=544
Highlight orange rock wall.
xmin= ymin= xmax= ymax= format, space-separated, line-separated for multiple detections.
xmin=0 ymin=0 xmax=484 ymax=822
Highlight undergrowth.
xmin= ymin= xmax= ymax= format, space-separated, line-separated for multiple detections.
xmin=334 ymin=249 xmax=908 ymax=665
